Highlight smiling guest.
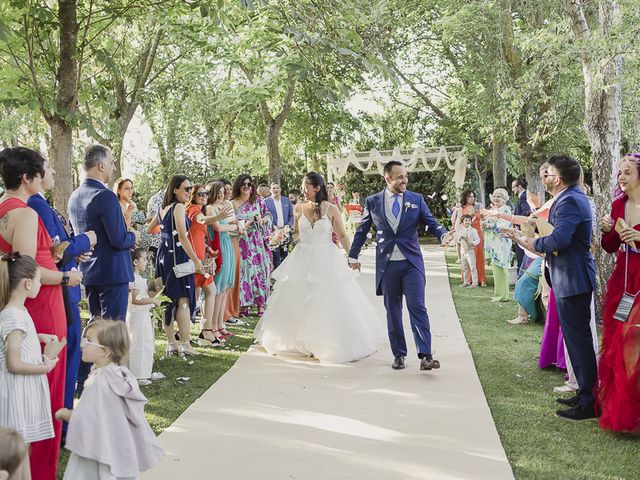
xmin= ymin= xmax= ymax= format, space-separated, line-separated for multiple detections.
xmin=148 ymin=176 xmax=205 ymax=356
xmin=505 ymin=155 xmax=596 ymax=421
xmin=264 ymin=182 xmax=294 ymax=269
xmin=598 ymin=153 xmax=640 ymax=433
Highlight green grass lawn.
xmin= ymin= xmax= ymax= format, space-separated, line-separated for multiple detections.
xmin=444 ymin=250 xmax=639 ymax=480
xmin=57 ymin=316 xmax=258 ymax=479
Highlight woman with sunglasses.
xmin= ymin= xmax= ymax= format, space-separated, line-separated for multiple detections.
xmin=148 ymin=175 xmax=204 ymax=356
xmin=231 ymin=174 xmax=273 ymax=317
xmin=186 ymin=185 xmax=232 ymax=347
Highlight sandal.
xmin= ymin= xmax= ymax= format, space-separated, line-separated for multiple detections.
xmin=217 ymin=329 xmax=234 ymax=339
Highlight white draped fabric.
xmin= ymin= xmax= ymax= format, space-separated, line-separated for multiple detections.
xmin=326 ymin=146 xmax=467 ymax=188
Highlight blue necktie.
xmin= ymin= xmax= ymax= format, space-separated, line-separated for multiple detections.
xmin=392 ymin=194 xmax=400 ymax=218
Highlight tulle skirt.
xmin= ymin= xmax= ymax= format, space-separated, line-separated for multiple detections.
xmin=254 ymin=240 xmax=386 ymax=364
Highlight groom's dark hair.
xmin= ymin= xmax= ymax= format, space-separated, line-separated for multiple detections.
xmin=383 ymin=160 xmax=403 ymax=176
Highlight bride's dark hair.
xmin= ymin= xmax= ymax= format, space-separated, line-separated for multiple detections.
xmin=304 ymin=172 xmax=329 ymax=217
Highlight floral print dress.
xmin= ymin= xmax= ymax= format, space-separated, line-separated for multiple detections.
xmin=483 ymin=205 xmax=513 ymax=269
xmin=236 ymin=197 xmax=273 ymax=308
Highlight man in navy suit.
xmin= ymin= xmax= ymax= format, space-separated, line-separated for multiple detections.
xmin=264 ymin=182 xmax=294 ymax=269
xmin=512 ymin=176 xmax=532 ymax=276
xmin=68 ymin=145 xmax=139 ymax=322
xmin=349 ymin=161 xmax=453 ymax=371
xmin=507 ymin=155 xmax=597 ymax=421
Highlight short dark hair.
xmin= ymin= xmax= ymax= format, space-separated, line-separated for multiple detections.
xmin=461 ymin=214 xmax=473 ymax=221
xmin=547 ymin=154 xmax=581 ymax=186
xmin=383 ymin=160 xmax=403 ymax=176
xmin=84 ymin=144 xmax=110 ymax=171
xmin=219 ymin=178 xmax=231 ymax=186
xmin=514 ymin=177 xmax=527 ymax=189
xmin=258 ymin=183 xmax=268 ymax=189
xmin=0 ymin=147 xmax=46 ymax=190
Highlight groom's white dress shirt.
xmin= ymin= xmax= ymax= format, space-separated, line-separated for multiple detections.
xmin=384 ymin=189 xmax=407 ymax=262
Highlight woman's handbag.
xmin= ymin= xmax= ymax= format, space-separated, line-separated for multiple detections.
xmin=170 ymin=205 xmax=196 ymax=278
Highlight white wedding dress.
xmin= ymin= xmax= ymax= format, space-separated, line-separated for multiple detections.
xmin=254 ymin=210 xmax=386 ymax=364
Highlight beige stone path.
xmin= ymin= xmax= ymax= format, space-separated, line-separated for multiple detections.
xmin=144 ymin=245 xmax=514 ymax=480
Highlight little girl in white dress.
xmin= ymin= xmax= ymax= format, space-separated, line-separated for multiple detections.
xmin=127 ymin=249 xmax=161 ymax=385
xmin=0 ymin=253 xmax=59 ymax=479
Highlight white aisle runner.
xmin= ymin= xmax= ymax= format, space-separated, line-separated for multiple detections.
xmin=144 ymin=245 xmax=514 ymax=480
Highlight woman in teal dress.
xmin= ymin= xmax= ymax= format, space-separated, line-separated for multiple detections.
xmin=482 ymin=188 xmax=513 ymax=302
xmin=206 ymin=181 xmax=240 ymax=341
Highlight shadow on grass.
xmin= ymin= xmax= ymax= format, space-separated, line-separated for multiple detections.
xmin=445 ymin=250 xmax=639 ymax=480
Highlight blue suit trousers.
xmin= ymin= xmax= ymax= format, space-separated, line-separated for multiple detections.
xmin=381 ymin=260 xmax=432 ymax=358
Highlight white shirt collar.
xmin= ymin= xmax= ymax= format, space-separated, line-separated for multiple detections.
xmin=385 ymin=188 xmax=402 ymax=200
xmin=553 ymin=186 xmax=569 ymax=200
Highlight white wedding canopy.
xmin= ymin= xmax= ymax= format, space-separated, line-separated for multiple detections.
xmin=326 ymin=145 xmax=468 ymax=188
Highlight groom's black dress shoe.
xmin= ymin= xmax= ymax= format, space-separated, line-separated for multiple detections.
xmin=420 ymin=356 xmax=440 ymax=371
xmin=555 ymin=403 xmax=597 ymax=421
xmin=392 ymin=356 xmax=405 ymax=370
xmin=556 ymin=395 xmax=580 ymax=407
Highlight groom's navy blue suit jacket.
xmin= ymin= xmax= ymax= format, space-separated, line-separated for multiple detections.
xmin=349 ymin=190 xmax=446 ymax=295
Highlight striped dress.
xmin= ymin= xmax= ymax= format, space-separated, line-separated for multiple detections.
xmin=0 ymin=306 xmax=54 ymax=443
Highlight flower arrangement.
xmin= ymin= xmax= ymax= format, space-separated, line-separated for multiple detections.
xmin=268 ymin=225 xmax=292 ymax=251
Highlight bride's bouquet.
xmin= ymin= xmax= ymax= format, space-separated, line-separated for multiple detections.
xmin=269 ymin=225 xmax=292 ymax=251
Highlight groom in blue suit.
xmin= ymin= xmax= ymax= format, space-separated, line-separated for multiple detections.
xmin=349 ymin=161 xmax=452 ymax=371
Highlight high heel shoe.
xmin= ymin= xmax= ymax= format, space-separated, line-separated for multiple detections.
xmin=198 ymin=330 xmax=214 ymax=347
xmin=165 ymin=342 xmax=179 ymax=356
xmin=199 ymin=329 xmax=224 ymax=347
xmin=217 ymin=328 xmax=233 ymax=339
xmin=181 ymin=341 xmax=200 ymax=356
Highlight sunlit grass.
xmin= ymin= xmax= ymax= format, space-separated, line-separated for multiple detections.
xmin=445 ymin=250 xmax=639 ymax=480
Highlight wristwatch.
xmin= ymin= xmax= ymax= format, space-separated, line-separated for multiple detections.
xmin=61 ymin=272 xmax=70 ymax=286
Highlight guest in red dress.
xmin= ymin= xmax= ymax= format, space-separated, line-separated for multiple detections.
xmin=599 ymin=154 xmax=640 ymax=433
xmin=0 ymin=147 xmax=82 ymax=479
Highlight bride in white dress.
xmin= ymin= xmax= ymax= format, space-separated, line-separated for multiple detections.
xmin=254 ymin=172 xmax=386 ymax=364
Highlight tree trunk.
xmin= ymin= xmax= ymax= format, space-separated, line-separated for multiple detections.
xmin=47 ymin=0 xmax=78 ymax=209
xmin=492 ymin=141 xmax=507 ymax=189
xmin=473 ymin=157 xmax=487 ymax=207
xmin=564 ymin=0 xmax=622 ymax=316
xmin=524 ymin=161 xmax=544 ymax=202
xmin=266 ymin=120 xmax=283 ymax=184
xmin=49 ymin=119 xmax=74 ymax=210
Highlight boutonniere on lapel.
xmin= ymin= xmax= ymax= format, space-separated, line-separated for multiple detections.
xmin=404 ymin=201 xmax=418 ymax=212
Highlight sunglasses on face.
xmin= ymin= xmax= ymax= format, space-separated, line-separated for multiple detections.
xmin=196 ymin=192 xmax=207 ymax=197
xmin=242 ymin=182 xmax=252 ymax=187
xmin=183 ymin=186 xmax=193 ymax=192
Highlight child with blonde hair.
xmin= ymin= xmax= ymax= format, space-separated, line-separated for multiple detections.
xmin=0 ymin=427 xmax=29 ymax=480
xmin=0 ymin=253 xmax=59 ymax=480
xmin=56 ymin=320 xmax=163 ymax=479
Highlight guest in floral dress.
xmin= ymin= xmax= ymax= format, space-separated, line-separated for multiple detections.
xmin=482 ymin=188 xmax=513 ymax=302
xmin=231 ymin=174 xmax=273 ymax=317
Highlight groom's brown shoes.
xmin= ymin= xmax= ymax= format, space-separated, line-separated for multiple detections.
xmin=420 ymin=356 xmax=440 ymax=371
xmin=392 ymin=356 xmax=405 ymax=370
